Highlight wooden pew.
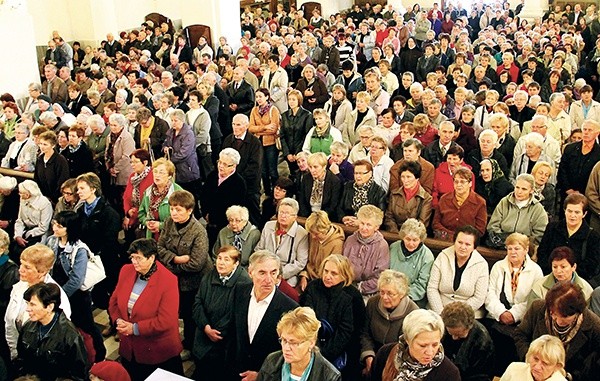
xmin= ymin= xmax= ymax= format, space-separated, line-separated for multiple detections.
xmin=296 ymin=217 xmax=507 ymax=267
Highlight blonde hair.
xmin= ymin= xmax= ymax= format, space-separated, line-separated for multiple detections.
xmin=152 ymin=158 xmax=176 ymax=177
xmin=21 ymin=244 xmax=55 ymax=274
xmin=356 ymin=205 xmax=384 ymax=226
xmin=532 ymin=161 xmax=555 ymax=176
xmin=305 ymin=211 xmax=332 ymax=235
xmin=525 ymin=335 xmax=566 ymax=376
xmin=402 ymin=309 xmax=444 ymax=344
xmin=377 ymin=269 xmax=409 ymax=298
xmin=356 ymin=91 xmax=372 ymax=103
xmin=505 ymin=232 xmax=529 ymax=250
xmin=277 ymin=307 xmax=321 ymax=345
xmin=320 ymin=254 xmax=354 ymax=287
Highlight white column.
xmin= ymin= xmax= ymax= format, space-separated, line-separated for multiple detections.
xmin=0 ymin=4 xmax=41 ymax=98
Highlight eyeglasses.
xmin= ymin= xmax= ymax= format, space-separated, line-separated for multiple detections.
xmin=278 ymin=337 xmax=306 ymax=349
xmin=355 ymin=171 xmax=370 ymax=175
xmin=218 ymin=160 xmax=235 ymax=168
xmin=278 ymin=211 xmax=297 ymax=217
xmin=380 ymin=290 xmax=400 ymax=298
xmin=129 ymin=255 xmax=147 ymax=263
xmin=453 ymin=179 xmax=470 ymax=185
xmin=62 ymin=191 xmax=73 ymax=196
xmin=228 ymin=218 xmax=244 ymax=223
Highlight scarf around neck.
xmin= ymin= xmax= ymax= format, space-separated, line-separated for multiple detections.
xmin=393 ymin=335 xmax=444 ymax=381
xmin=130 ymin=166 xmax=152 ymax=208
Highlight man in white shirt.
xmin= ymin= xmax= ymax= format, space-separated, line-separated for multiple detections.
xmin=231 ymin=251 xmax=298 ymax=381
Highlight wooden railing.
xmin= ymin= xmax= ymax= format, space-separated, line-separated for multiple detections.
xmin=0 ymin=168 xmax=34 ymax=180
xmin=296 ymin=217 xmax=507 ymax=267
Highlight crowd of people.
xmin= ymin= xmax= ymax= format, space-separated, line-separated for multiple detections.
xmin=2 ymin=0 xmax=600 ymax=380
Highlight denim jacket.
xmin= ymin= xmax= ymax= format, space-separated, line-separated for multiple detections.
xmin=45 ymin=236 xmax=89 ymax=297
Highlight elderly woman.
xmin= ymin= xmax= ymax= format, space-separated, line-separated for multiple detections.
xmin=428 ymin=225 xmax=489 ymax=318
xmin=122 ymin=149 xmax=154 ymax=241
xmin=465 ymin=129 xmax=510 ymax=179
xmin=299 ymin=211 xmax=345 ymax=291
xmin=302 ymin=108 xmax=343 ymax=155
xmin=532 ymin=161 xmax=557 ymax=220
xmin=109 ymin=238 xmax=183 ymax=380
xmin=301 ymin=254 xmax=365 ymax=379
xmin=106 ymin=113 xmax=135 ymax=213
xmin=201 ymin=148 xmax=247 ymax=243
xmin=255 ymin=198 xmax=309 ymax=287
xmin=371 ymin=309 xmax=461 ymax=381
xmin=324 ymin=84 xmax=353 ymax=135
xmin=528 ymin=247 xmax=594 ymax=306
xmin=432 ymin=145 xmax=474 ymax=207
xmin=193 ymin=246 xmax=252 ymax=379
xmin=134 ymin=107 xmax=169 ymax=161
xmin=64 ymin=125 xmax=95 ymax=178
xmin=249 ymin=88 xmax=281 ymax=194
xmin=488 ymin=174 xmax=549 ymax=247
xmin=295 ymin=64 xmax=329 ymax=111
xmin=361 ymin=270 xmax=419 ymax=375
xmin=213 ymin=205 xmax=260 ymax=268
xmin=15 ymin=283 xmax=87 ymax=381
xmin=510 ymin=132 xmax=556 ymax=184
xmin=45 ymin=211 xmax=106 ymax=362
xmin=475 ymin=158 xmax=514 ymax=215
xmin=485 ymin=233 xmax=544 ymax=374
xmin=441 ymin=302 xmax=495 ymax=381
xmin=6 ymin=244 xmax=71 ymax=360
xmin=328 ymin=141 xmax=354 ymax=185
xmin=12 ymin=180 xmax=53 ymax=259
xmin=280 ymin=90 xmax=314 ymax=177
xmin=76 ymin=172 xmax=121 ymax=311
xmin=298 ymin=152 xmax=342 ymax=219
xmin=343 ymin=205 xmax=390 ymax=300
xmin=501 ymin=335 xmax=567 ymax=381
xmin=34 ymin=131 xmax=70 ymax=203
xmin=339 ymin=159 xmax=387 ymax=225
xmin=258 ymin=307 xmax=341 ymax=381
xmin=163 ymin=109 xmax=201 ymax=192
xmin=138 ymin=158 xmax=182 ymax=240
xmin=389 ymin=219 xmax=434 ymax=307
xmin=261 ymin=177 xmax=295 ymax=228
xmin=1 ymin=101 xmax=20 ymax=139
xmin=432 ymin=168 xmax=488 ymax=241
xmin=515 ymin=282 xmax=600 ymax=381
xmin=86 ymin=114 xmax=110 ymax=169
xmin=158 ymin=190 xmax=211 ymax=354
xmin=542 ymin=192 xmax=600 ymax=278
xmin=1 ymin=124 xmax=37 ymax=172
xmin=384 ymin=161 xmax=433 ymax=232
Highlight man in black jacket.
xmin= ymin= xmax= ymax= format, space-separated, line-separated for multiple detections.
xmin=229 ymin=251 xmax=298 ymax=381
xmin=222 ymin=114 xmax=263 ymax=226
xmin=226 ymin=67 xmax=255 ymax=117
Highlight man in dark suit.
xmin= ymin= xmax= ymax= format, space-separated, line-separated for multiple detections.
xmin=222 ymin=114 xmax=263 ymax=226
xmin=226 ymin=67 xmax=255 ymax=117
xmin=423 ymin=121 xmax=459 ymax=168
xmin=230 ymin=251 xmax=298 ymax=381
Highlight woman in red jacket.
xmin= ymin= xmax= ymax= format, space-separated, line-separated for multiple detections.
xmin=109 ymin=238 xmax=183 ymax=381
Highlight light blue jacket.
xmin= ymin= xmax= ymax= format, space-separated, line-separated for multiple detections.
xmin=44 ymin=236 xmax=89 ymax=297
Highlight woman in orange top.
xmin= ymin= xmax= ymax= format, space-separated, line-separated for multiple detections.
xmin=249 ymin=88 xmax=281 ymax=194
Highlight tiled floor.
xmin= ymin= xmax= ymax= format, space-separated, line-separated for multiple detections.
xmin=93 ymin=309 xmax=196 ymax=378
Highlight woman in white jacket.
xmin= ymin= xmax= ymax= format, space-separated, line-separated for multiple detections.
xmin=5 ymin=244 xmax=71 ymax=360
xmin=324 ymin=84 xmax=353 ymax=136
xmin=427 ymin=225 xmax=489 ymax=318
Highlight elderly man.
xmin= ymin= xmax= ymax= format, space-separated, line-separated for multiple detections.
xmin=229 ymin=251 xmax=298 ymax=381
xmin=97 ymin=77 xmax=115 ymax=103
xmin=236 ymin=58 xmax=259 ymax=90
xmin=58 ymin=66 xmax=75 ymax=88
xmin=509 ymin=90 xmax=535 ymax=132
xmin=465 ymin=129 xmax=510 ymax=178
xmin=104 ymin=33 xmax=122 ymax=57
xmin=42 ymin=64 xmax=68 ymax=103
xmin=423 ymin=121 xmax=459 ymax=168
xmin=426 ymin=98 xmax=448 ymax=130
xmin=23 ymin=83 xmax=42 ymax=115
xmin=160 ymin=71 xmax=176 ymax=91
xmin=389 ymin=138 xmax=435 ymax=193
xmin=222 ymin=114 xmax=263 ymax=226
xmin=514 ymin=114 xmax=561 ymax=170
xmin=201 ymin=148 xmax=247 ymax=244
xmin=226 ymin=67 xmax=255 ymax=118
xmin=559 ymin=120 xmax=600 ymax=200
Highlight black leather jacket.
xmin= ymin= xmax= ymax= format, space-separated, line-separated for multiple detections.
xmin=257 ymin=351 xmax=341 ymax=381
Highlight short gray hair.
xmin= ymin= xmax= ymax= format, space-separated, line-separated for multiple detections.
xmin=278 ymin=197 xmax=299 ymax=214
xmin=402 ymin=309 xmax=445 ymax=344
xmin=40 ymin=111 xmax=57 ymax=124
xmin=170 ymin=109 xmax=186 ymax=122
xmin=220 ymin=148 xmax=241 ymax=165
xmin=399 ymin=218 xmax=427 ymax=241
xmin=109 ymin=113 xmax=128 ymax=128
xmin=377 ymin=270 xmax=410 ymax=298
xmin=479 ymin=129 xmax=498 ymax=144
xmin=226 ymin=205 xmax=249 ymax=222
xmin=524 ymin=132 xmax=545 ymax=148
xmin=248 ymin=250 xmax=281 ymax=273
xmin=516 ymin=173 xmax=535 ymax=189
xmin=87 ymin=114 xmax=105 ymax=129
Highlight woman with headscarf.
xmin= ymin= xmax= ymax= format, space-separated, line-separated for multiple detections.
xmin=12 ymin=180 xmax=53 ymax=260
xmin=475 ymin=158 xmax=514 ymax=215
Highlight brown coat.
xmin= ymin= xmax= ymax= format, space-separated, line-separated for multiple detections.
xmin=249 ymin=105 xmax=281 ymax=147
xmin=432 ymin=191 xmax=488 ymax=239
xmin=384 ymin=185 xmax=432 ymax=232
xmin=389 ymin=157 xmax=435 ymax=194
xmin=42 ymin=77 xmax=68 ymax=103
xmin=300 ymin=224 xmax=346 ymax=281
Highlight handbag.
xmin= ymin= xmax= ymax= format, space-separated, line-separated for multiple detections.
xmin=70 ymin=243 xmax=106 ymax=291
xmin=319 ymin=319 xmax=347 ymax=370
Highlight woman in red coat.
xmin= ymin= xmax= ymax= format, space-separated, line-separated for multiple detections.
xmin=109 ymin=238 xmax=183 ymax=381
xmin=431 ymin=145 xmax=474 ymax=208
